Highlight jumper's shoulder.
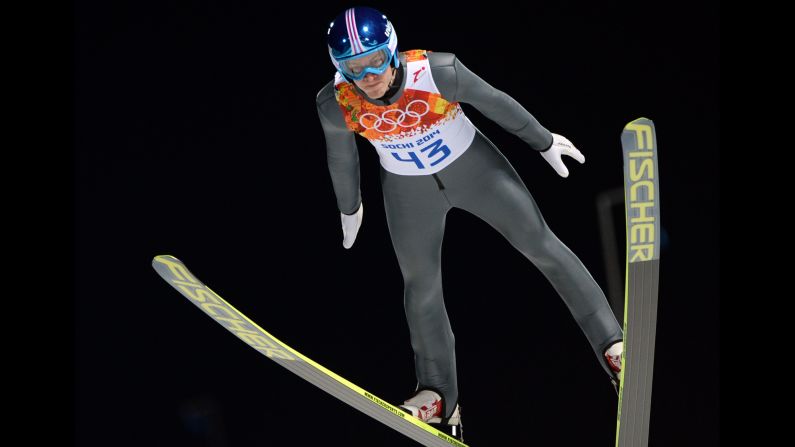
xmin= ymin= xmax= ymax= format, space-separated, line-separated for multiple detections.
xmin=426 ymin=51 xmax=457 ymax=68
xmin=427 ymin=51 xmax=457 ymax=99
xmin=316 ymin=79 xmax=337 ymax=106
xmin=315 ymin=77 xmax=350 ymax=132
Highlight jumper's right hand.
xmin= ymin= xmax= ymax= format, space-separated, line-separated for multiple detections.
xmin=340 ymin=203 xmax=364 ymax=249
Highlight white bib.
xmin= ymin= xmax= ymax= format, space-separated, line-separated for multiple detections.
xmin=334 ymin=50 xmax=477 ymax=175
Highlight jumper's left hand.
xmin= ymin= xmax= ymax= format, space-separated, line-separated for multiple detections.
xmin=540 ymin=133 xmax=585 ymax=178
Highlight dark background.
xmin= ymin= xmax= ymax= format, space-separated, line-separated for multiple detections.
xmin=75 ymin=1 xmax=719 ymax=446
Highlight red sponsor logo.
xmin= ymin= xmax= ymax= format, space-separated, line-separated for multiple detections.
xmin=413 ymin=66 xmax=426 ymax=83
xmin=419 ymin=399 xmax=441 ymax=420
xmin=605 ymin=352 xmax=622 ymax=373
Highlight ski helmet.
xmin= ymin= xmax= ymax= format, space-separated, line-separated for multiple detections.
xmin=326 ymin=7 xmax=399 ymax=82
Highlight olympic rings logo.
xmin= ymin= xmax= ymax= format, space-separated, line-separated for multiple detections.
xmin=360 ymin=100 xmax=430 ymax=133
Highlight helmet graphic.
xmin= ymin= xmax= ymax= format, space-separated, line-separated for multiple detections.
xmin=326 ymin=7 xmax=399 ymax=82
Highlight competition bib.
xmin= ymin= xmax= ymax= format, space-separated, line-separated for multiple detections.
xmin=334 ymin=49 xmax=476 ymax=175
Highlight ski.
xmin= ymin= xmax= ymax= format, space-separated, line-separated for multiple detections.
xmin=615 ymin=118 xmax=661 ymax=447
xmin=152 ymin=255 xmax=469 ymax=447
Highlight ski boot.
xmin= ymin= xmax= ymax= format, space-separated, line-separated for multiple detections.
xmin=604 ymin=340 xmax=623 ymax=395
xmin=398 ymin=387 xmax=463 ymax=442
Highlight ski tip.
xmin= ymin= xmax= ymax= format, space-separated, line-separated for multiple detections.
xmin=627 ymin=117 xmax=653 ymax=126
xmin=152 ymin=254 xmax=180 ymax=266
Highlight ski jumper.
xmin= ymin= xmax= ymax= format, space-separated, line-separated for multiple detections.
xmin=316 ymin=50 xmax=623 ymax=419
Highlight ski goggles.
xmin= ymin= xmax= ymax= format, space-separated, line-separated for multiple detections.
xmin=338 ymin=47 xmax=392 ymax=81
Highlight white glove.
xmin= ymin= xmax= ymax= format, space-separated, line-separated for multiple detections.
xmin=540 ymin=133 xmax=585 ymax=178
xmin=340 ymin=203 xmax=364 ymax=249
